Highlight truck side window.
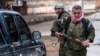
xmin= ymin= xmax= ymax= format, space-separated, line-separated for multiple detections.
xmin=0 ymin=30 xmax=5 ymax=45
xmin=3 ymin=14 xmax=19 ymax=42
xmin=15 ymin=15 xmax=30 ymax=41
xmin=0 ymin=23 xmax=6 ymax=45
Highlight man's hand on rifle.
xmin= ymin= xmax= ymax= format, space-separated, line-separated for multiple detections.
xmin=75 ymin=38 xmax=90 ymax=47
xmin=55 ymin=32 xmax=64 ymax=44
xmin=82 ymin=39 xmax=90 ymax=47
xmin=55 ymin=32 xmax=62 ymax=38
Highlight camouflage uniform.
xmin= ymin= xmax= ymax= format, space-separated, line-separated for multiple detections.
xmin=51 ymin=11 xmax=69 ymax=56
xmin=51 ymin=17 xmax=95 ymax=56
xmin=57 ymin=11 xmax=69 ymax=19
xmin=65 ymin=18 xmax=95 ymax=56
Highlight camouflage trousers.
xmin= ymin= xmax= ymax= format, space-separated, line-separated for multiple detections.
xmin=59 ymin=43 xmax=87 ymax=56
xmin=59 ymin=43 xmax=67 ymax=56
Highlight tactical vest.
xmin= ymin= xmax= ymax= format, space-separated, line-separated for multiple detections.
xmin=63 ymin=16 xmax=91 ymax=39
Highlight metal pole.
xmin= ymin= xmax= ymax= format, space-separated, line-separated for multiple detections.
xmin=80 ymin=0 xmax=84 ymax=10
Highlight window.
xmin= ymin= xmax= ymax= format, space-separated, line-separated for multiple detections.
xmin=3 ymin=14 xmax=19 ymax=42
xmin=15 ymin=15 xmax=30 ymax=41
xmin=0 ymin=31 xmax=5 ymax=45
xmin=0 ymin=24 xmax=5 ymax=45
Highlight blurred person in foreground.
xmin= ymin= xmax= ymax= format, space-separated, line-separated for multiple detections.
xmin=51 ymin=5 xmax=95 ymax=56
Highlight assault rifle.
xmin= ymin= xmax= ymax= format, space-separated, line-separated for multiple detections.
xmin=61 ymin=34 xmax=83 ymax=49
xmin=61 ymin=34 xmax=82 ymax=44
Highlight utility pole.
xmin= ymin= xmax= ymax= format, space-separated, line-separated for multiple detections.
xmin=80 ymin=0 xmax=84 ymax=10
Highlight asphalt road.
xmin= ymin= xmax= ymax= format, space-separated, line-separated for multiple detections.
xmin=29 ymin=20 xmax=54 ymax=36
xmin=29 ymin=12 xmax=100 ymax=56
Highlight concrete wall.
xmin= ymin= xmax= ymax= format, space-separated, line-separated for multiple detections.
xmin=27 ymin=6 xmax=55 ymax=14
xmin=27 ymin=0 xmax=96 ymax=14
xmin=6 ymin=0 xmax=96 ymax=14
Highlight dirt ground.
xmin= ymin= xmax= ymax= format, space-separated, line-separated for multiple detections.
xmin=41 ymin=36 xmax=60 ymax=56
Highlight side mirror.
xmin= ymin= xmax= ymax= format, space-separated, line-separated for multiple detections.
xmin=32 ymin=31 xmax=41 ymax=40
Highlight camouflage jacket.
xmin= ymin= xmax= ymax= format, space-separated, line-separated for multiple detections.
xmin=57 ymin=11 xmax=69 ymax=19
xmin=51 ymin=11 xmax=69 ymax=36
xmin=66 ymin=18 xmax=95 ymax=50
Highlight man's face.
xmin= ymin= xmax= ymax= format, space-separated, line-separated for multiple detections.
xmin=55 ymin=8 xmax=63 ymax=14
xmin=72 ymin=9 xmax=82 ymax=18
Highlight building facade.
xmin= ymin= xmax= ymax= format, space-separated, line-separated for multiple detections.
xmin=4 ymin=0 xmax=97 ymax=14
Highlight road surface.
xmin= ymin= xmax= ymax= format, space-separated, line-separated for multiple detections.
xmin=29 ymin=20 xmax=54 ymax=36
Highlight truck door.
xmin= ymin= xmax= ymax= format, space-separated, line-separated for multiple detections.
xmin=2 ymin=13 xmax=22 ymax=56
xmin=0 ymin=23 xmax=13 ymax=56
xmin=15 ymin=14 xmax=41 ymax=56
